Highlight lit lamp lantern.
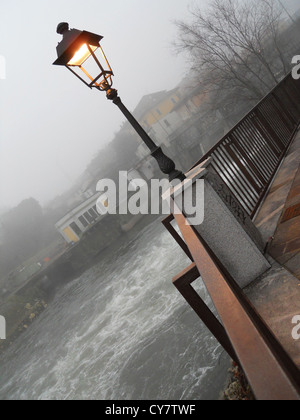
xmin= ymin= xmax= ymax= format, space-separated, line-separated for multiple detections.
xmin=53 ymin=22 xmax=113 ymax=92
xmin=53 ymin=23 xmax=185 ymax=182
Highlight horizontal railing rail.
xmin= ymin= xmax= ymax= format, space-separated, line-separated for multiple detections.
xmin=191 ymin=72 xmax=300 ymax=218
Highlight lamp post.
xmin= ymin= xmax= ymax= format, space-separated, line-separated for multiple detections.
xmin=53 ymin=22 xmax=186 ymax=182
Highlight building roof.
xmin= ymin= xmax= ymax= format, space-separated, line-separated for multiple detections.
xmin=133 ymin=89 xmax=178 ymax=120
xmin=55 ymin=192 xmax=102 ymax=228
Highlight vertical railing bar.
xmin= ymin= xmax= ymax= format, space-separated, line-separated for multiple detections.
xmin=224 ymin=142 xmax=262 ymax=195
xmin=250 ymin=114 xmax=283 ymax=158
xmin=271 ymin=92 xmax=296 ymax=130
xmin=217 ymin=147 xmax=259 ymax=209
xmin=280 ymin=81 xmax=300 ymax=119
xmin=217 ymin=145 xmax=259 ymax=204
xmin=264 ymin=98 xmax=291 ymax=140
xmin=259 ymin=99 xmax=291 ymax=141
xmin=214 ymin=146 xmax=254 ymax=203
xmin=211 ymin=153 xmax=253 ymax=215
xmin=214 ymin=153 xmax=256 ymax=214
xmin=235 ymin=123 xmax=274 ymax=176
xmin=229 ymin=139 xmax=266 ymax=186
xmin=237 ymin=133 xmax=274 ymax=180
xmin=254 ymin=99 xmax=287 ymax=142
xmin=242 ymin=115 xmax=279 ymax=166
xmin=237 ymin=121 xmax=278 ymax=173
xmin=237 ymin=118 xmax=274 ymax=171
xmin=239 ymin=125 xmax=278 ymax=176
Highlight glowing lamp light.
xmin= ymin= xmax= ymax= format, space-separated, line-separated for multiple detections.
xmin=53 ymin=22 xmax=113 ymax=91
xmin=68 ymin=44 xmax=98 ymax=66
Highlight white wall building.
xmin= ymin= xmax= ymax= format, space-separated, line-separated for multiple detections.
xmin=55 ymin=193 xmax=105 ymax=244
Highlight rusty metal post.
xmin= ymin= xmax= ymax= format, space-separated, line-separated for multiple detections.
xmin=172 ymin=263 xmax=239 ymax=364
xmin=171 ymin=200 xmax=300 ymax=400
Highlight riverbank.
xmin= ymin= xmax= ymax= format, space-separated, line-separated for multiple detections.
xmin=0 ymin=298 xmax=48 ymax=355
xmin=0 ymin=213 xmax=162 ymax=356
xmin=222 ymin=362 xmax=254 ymax=400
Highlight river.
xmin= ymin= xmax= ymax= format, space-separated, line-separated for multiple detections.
xmin=0 ymin=219 xmax=230 ymax=400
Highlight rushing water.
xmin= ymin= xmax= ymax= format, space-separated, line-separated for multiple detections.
xmin=0 ymin=220 xmax=230 ymax=400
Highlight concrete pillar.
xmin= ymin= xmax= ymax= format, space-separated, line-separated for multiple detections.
xmin=165 ymin=159 xmax=271 ymax=288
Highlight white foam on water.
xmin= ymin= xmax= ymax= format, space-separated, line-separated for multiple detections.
xmin=0 ymin=222 xmax=228 ymax=400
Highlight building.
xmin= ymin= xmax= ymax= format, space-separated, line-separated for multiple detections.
xmin=130 ymin=82 xmax=214 ymax=169
xmin=132 ymin=89 xmax=182 ymax=159
xmin=134 ymin=89 xmax=181 ymax=128
xmin=133 ymin=82 xmax=216 ymax=170
xmin=55 ymin=193 xmax=105 ymax=244
xmin=54 ymin=161 xmax=156 ymax=245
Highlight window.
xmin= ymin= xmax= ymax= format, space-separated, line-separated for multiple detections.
xmin=79 ymin=216 xmax=89 ymax=228
xmin=156 ymin=108 xmax=162 ymax=116
xmin=84 ymin=211 xmax=94 ymax=224
xmin=70 ymin=222 xmax=82 ymax=237
xmin=171 ymin=97 xmax=177 ymax=105
xmin=88 ymin=208 xmax=98 ymax=220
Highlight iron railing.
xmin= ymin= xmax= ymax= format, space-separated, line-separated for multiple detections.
xmin=192 ymin=73 xmax=300 ymax=218
xmin=162 ymin=72 xmax=300 ymax=399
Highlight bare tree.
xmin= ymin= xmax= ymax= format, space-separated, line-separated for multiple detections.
xmin=175 ymin=0 xmax=292 ymax=106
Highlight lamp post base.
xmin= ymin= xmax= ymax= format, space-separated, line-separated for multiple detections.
xmin=151 ymin=146 xmax=186 ymax=182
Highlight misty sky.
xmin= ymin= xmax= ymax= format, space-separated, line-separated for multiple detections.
xmin=0 ymin=0 xmax=298 ymax=209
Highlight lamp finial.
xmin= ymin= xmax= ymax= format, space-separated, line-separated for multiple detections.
xmin=57 ymin=22 xmax=69 ymax=35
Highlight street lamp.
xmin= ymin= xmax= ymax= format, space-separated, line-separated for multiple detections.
xmin=53 ymin=22 xmax=186 ymax=182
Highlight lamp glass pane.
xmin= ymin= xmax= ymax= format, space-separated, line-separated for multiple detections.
xmin=66 ymin=45 xmax=113 ymax=89
xmin=68 ymin=44 xmax=98 ymax=66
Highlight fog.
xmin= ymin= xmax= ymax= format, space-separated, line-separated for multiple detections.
xmin=0 ymin=0 xmax=202 ymax=209
xmin=0 ymin=0 xmax=299 ymax=401
xmin=1 ymin=0 xmax=299 ymax=210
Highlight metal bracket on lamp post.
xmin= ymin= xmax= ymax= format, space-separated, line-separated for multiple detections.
xmin=105 ymin=88 xmax=186 ymax=183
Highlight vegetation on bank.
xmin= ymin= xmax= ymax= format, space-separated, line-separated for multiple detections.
xmin=223 ymin=362 xmax=255 ymax=400
xmin=0 ymin=290 xmax=48 ymax=355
